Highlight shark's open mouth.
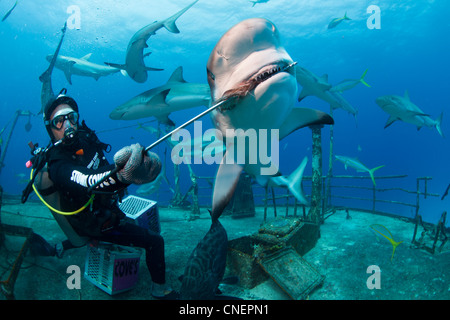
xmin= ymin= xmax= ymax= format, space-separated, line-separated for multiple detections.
xmin=216 ymin=61 xmax=297 ymax=112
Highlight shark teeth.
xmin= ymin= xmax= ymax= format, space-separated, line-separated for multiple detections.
xmin=216 ymin=61 xmax=296 ymax=112
xmin=255 ymin=66 xmax=283 ymax=82
xmin=253 ymin=61 xmax=296 ymax=83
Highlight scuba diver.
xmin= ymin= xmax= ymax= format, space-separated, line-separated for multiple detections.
xmin=22 ymin=89 xmax=178 ymax=299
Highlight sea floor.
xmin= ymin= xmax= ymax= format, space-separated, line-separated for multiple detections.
xmin=1 ymin=197 xmax=449 ymax=300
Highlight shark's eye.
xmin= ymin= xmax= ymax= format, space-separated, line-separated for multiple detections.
xmin=207 ymin=69 xmax=215 ymax=81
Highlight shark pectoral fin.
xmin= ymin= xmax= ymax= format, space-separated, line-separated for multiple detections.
xmin=212 ymin=159 xmax=243 ymax=220
xmin=279 ymin=108 xmax=334 ymax=140
xmin=63 ymin=70 xmax=73 ymax=85
xmin=384 ymin=116 xmax=397 ymax=129
xmin=155 ymin=114 xmax=175 ymax=127
xmin=297 ymin=88 xmax=310 ymax=102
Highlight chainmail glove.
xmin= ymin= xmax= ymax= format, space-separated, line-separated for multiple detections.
xmin=113 ymin=143 xmax=161 ymax=185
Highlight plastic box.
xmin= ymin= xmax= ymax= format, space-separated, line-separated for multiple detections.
xmin=84 ymin=242 xmax=141 ymax=295
xmin=119 ymin=195 xmax=160 ymax=233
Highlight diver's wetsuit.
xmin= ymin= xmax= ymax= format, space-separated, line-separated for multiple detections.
xmin=47 ymin=126 xmax=166 ymax=284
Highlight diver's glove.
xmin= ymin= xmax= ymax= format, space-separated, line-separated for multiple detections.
xmin=113 ymin=143 xmax=161 ymax=185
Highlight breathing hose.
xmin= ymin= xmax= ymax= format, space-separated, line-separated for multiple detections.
xmin=30 ymin=168 xmax=95 ymax=215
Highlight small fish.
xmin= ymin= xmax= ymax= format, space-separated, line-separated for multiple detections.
xmin=330 ymin=69 xmax=371 ymax=93
xmin=328 ymin=12 xmax=351 ymax=29
xmin=2 ymin=0 xmax=18 ymax=22
xmin=249 ymin=0 xmax=269 ymax=7
xmin=15 ymin=172 xmax=29 ymax=184
xmin=370 ymin=224 xmax=403 ymax=261
xmin=335 ymin=155 xmax=384 ymax=186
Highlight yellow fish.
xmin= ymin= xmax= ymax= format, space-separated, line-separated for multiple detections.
xmin=370 ymin=224 xmax=403 ymax=261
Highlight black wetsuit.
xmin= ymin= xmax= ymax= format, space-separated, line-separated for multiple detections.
xmin=47 ymin=125 xmax=166 ymax=284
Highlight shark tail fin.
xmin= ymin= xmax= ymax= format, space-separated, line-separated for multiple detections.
xmin=435 ymin=112 xmax=444 ymax=138
xmin=360 ymin=69 xmax=371 ymax=87
xmin=162 ymin=0 xmax=198 ymax=34
xmin=368 ymin=165 xmax=385 ymax=186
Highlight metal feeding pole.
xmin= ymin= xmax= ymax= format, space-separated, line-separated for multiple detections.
xmin=87 ymin=99 xmax=227 ymax=193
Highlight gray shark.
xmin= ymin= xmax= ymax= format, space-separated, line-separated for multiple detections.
xmin=375 ymin=91 xmax=443 ymax=137
xmin=39 ymin=22 xmax=67 ymax=114
xmin=207 ymin=18 xmax=334 ymax=218
xmin=105 ymin=0 xmax=198 ymax=83
xmin=335 ymin=155 xmax=384 ymax=186
xmin=295 ymin=65 xmax=358 ymax=119
xmin=109 ymin=66 xmax=211 ymax=125
xmin=47 ymin=53 xmax=121 ymax=85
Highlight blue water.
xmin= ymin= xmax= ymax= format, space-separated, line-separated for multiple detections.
xmin=1 ymin=0 xmax=449 ymax=226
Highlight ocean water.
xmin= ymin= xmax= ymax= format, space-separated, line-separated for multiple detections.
xmin=0 ymin=0 xmax=449 ymax=227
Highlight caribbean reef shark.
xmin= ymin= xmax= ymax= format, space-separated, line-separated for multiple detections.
xmin=109 ymin=66 xmax=211 ymax=125
xmin=105 ymin=0 xmax=198 ymax=83
xmin=375 ymin=91 xmax=443 ymax=137
xmin=207 ymin=18 xmax=334 ymax=217
xmin=335 ymin=155 xmax=384 ymax=186
xmin=295 ymin=65 xmax=358 ymax=120
xmin=180 ymin=19 xmax=333 ymax=300
xmin=47 ymin=53 xmax=121 ymax=84
xmin=39 ymin=22 xmax=67 ymax=114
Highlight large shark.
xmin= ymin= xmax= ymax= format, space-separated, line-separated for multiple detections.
xmin=295 ymin=65 xmax=358 ymax=119
xmin=39 ymin=22 xmax=67 ymax=114
xmin=105 ymin=0 xmax=198 ymax=83
xmin=335 ymin=155 xmax=384 ymax=186
xmin=375 ymin=91 xmax=443 ymax=137
xmin=109 ymin=66 xmax=211 ymax=125
xmin=47 ymin=53 xmax=121 ymax=84
xmin=207 ymin=18 xmax=334 ymax=217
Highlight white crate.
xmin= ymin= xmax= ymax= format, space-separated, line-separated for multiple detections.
xmin=119 ymin=195 xmax=160 ymax=233
xmin=84 ymin=242 xmax=141 ymax=295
